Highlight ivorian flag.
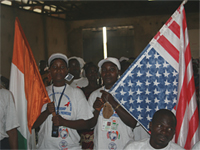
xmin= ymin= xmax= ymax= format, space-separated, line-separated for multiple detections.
xmin=9 ymin=17 xmax=50 ymax=149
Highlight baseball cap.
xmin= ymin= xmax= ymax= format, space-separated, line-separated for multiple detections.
xmin=68 ymin=56 xmax=85 ymax=69
xmin=98 ymin=57 xmax=121 ymax=71
xmin=48 ymin=53 xmax=68 ymax=66
xmin=119 ymin=56 xmax=129 ymax=62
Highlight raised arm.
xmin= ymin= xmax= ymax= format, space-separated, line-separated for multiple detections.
xmin=100 ymin=90 xmax=137 ymax=129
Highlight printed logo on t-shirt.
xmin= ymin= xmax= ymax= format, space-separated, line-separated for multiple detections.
xmin=108 ymin=142 xmax=117 ymax=150
xmin=59 ymin=127 xmax=69 ymax=139
xmin=49 ymin=92 xmax=72 ymax=117
xmin=107 ymin=131 xmax=119 ymax=141
xmin=59 ymin=140 xmax=68 ymax=149
xmin=65 ymin=102 xmax=70 ymax=107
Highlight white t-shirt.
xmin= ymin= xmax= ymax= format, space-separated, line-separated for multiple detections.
xmin=37 ymin=84 xmax=93 ymax=150
xmin=70 ymin=77 xmax=88 ymax=88
xmin=133 ymin=123 xmax=150 ymax=141
xmin=0 ymin=88 xmax=19 ymax=140
xmin=124 ymin=138 xmax=184 ymax=150
xmin=88 ymin=86 xmax=134 ymax=150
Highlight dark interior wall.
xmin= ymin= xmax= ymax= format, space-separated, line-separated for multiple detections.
xmin=0 ymin=5 xmax=69 ymax=79
xmin=0 ymin=5 xmax=199 ymax=79
xmin=67 ymin=12 xmax=199 ymax=65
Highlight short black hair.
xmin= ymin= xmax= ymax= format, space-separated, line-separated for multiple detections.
xmin=83 ymin=62 xmax=98 ymax=74
xmin=152 ymin=109 xmax=177 ymax=126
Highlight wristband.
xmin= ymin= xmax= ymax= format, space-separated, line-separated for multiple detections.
xmin=114 ymin=104 xmax=121 ymax=110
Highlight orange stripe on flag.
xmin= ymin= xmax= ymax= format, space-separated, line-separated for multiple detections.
xmin=13 ymin=17 xmax=50 ymax=133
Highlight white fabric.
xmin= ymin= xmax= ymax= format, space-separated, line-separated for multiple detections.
xmin=119 ymin=56 xmax=129 ymax=62
xmin=88 ymin=86 xmax=134 ymax=150
xmin=192 ymin=141 xmax=200 ymax=150
xmin=0 ymin=88 xmax=19 ymax=140
xmin=133 ymin=123 xmax=150 ymax=141
xmin=68 ymin=56 xmax=85 ymax=69
xmin=70 ymin=77 xmax=88 ymax=88
xmin=124 ymin=138 xmax=184 ymax=150
xmin=98 ymin=57 xmax=121 ymax=72
xmin=48 ymin=53 xmax=68 ymax=66
xmin=37 ymin=84 xmax=93 ymax=150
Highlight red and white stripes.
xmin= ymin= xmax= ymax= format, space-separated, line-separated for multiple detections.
xmin=151 ymin=2 xmax=199 ymax=149
xmin=175 ymin=4 xmax=199 ymax=149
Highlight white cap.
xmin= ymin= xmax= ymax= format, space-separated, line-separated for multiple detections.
xmin=119 ymin=56 xmax=129 ymax=62
xmin=68 ymin=56 xmax=85 ymax=69
xmin=48 ymin=53 xmax=68 ymax=66
xmin=98 ymin=57 xmax=121 ymax=71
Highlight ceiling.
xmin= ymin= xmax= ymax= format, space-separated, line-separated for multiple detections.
xmin=1 ymin=0 xmax=199 ymax=21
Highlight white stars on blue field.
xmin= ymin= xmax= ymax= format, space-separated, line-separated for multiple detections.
xmin=110 ymin=46 xmax=178 ymax=131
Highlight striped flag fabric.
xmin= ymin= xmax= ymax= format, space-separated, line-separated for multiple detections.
xmin=9 ymin=17 xmax=50 ymax=149
xmin=109 ymin=1 xmax=199 ymax=149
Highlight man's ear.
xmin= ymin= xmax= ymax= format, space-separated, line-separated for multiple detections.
xmin=149 ymin=121 xmax=152 ymax=132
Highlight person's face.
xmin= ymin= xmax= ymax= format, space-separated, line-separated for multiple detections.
xmin=149 ymin=114 xmax=176 ymax=149
xmin=50 ymin=59 xmax=68 ymax=86
xmin=86 ymin=66 xmax=99 ymax=81
xmin=101 ymin=62 xmax=119 ymax=89
xmin=69 ymin=59 xmax=80 ymax=78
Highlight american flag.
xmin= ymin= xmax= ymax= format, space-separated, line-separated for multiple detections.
xmin=109 ymin=1 xmax=199 ymax=149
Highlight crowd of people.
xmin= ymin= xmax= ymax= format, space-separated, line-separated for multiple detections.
xmin=0 ymin=53 xmax=199 ymax=150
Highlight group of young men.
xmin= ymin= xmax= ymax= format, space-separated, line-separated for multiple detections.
xmin=1 ymin=52 xmax=195 ymax=150
xmin=32 ymin=53 xmax=185 ymax=150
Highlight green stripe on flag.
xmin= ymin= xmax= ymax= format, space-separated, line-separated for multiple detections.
xmin=17 ymin=130 xmax=27 ymax=149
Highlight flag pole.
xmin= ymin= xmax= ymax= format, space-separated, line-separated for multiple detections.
xmin=182 ymin=0 xmax=188 ymax=5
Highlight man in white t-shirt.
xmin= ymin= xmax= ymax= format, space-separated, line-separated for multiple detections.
xmin=32 ymin=53 xmax=94 ymax=150
xmin=88 ymin=57 xmax=137 ymax=150
xmin=124 ymin=109 xmax=184 ymax=150
xmin=0 ymin=88 xmax=19 ymax=149
xmin=68 ymin=56 xmax=88 ymax=88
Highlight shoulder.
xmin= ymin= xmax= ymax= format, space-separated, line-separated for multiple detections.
xmin=67 ymin=84 xmax=83 ymax=93
xmin=169 ymin=141 xmax=185 ymax=149
xmin=0 ymin=88 xmax=13 ymax=100
xmin=45 ymin=84 xmax=52 ymax=91
xmin=87 ymin=87 xmax=103 ymax=105
xmin=0 ymin=88 xmax=12 ymax=95
xmin=90 ymin=87 xmax=103 ymax=96
xmin=124 ymin=138 xmax=149 ymax=150
xmin=80 ymin=77 xmax=88 ymax=82
xmin=66 ymin=85 xmax=86 ymax=99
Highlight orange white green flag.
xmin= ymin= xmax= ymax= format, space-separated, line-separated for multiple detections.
xmin=9 ymin=17 xmax=50 ymax=149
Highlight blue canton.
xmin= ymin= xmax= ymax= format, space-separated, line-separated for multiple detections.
xmin=110 ymin=44 xmax=178 ymax=131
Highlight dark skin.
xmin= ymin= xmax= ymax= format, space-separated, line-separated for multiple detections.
xmin=82 ymin=65 xmax=101 ymax=98
xmin=149 ymin=109 xmax=176 ymax=149
xmin=7 ymin=128 xmax=18 ymax=149
xmin=68 ymin=59 xmax=81 ymax=79
xmin=32 ymin=58 xmax=101 ymax=130
xmin=98 ymin=62 xmax=137 ymax=129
